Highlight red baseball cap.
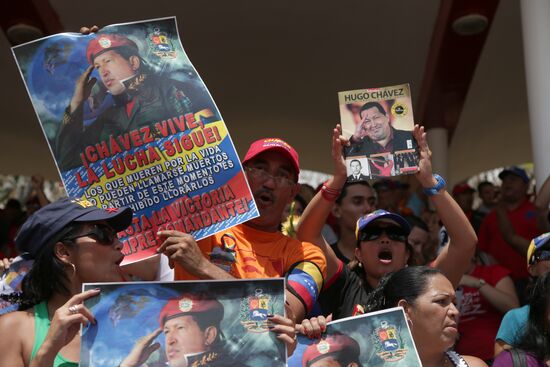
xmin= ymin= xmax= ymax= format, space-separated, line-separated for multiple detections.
xmin=158 ymin=293 xmax=224 ymax=327
xmin=452 ymin=183 xmax=475 ymax=196
xmin=86 ymin=34 xmax=139 ymax=64
xmin=242 ymin=138 xmax=300 ymax=178
xmin=302 ymin=333 xmax=360 ymax=367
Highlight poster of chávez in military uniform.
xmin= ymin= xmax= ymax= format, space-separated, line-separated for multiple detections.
xmin=81 ymin=278 xmax=286 ymax=367
xmin=13 ymin=17 xmax=217 ymax=172
xmin=13 ymin=17 xmax=260 ymax=265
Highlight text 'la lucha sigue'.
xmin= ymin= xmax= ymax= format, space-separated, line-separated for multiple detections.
xmin=75 ymin=112 xmax=222 ymax=188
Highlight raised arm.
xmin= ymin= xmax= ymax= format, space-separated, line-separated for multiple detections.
xmin=413 ymin=125 xmax=477 ymax=287
xmin=296 ymin=125 xmax=347 ymax=280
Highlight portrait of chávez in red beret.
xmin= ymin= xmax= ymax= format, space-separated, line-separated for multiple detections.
xmin=120 ymin=292 xmax=247 ymax=367
xmin=55 ymin=30 xmax=211 ymax=171
xmin=77 ymin=278 xmax=288 ymax=367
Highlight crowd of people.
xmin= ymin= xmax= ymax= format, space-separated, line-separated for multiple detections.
xmin=0 ymin=120 xmax=548 ymax=367
xmin=1 ymin=26 xmax=550 ymax=367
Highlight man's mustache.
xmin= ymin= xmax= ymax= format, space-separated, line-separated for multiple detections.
xmin=254 ymin=188 xmax=275 ymax=201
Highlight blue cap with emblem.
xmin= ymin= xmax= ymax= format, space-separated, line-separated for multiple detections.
xmin=356 ymin=209 xmax=411 ymax=239
xmin=15 ymin=197 xmax=132 ymax=258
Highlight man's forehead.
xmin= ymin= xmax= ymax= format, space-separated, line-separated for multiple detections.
xmin=93 ymin=49 xmax=123 ymax=63
xmin=247 ymin=151 xmax=296 ymax=172
xmin=361 ymin=106 xmax=384 ymax=116
xmin=164 ymin=314 xmax=195 ymax=326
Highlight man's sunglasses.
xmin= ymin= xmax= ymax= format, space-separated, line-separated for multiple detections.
xmin=530 ymin=250 xmax=550 ymax=265
xmin=63 ymin=224 xmax=118 ymax=245
xmin=358 ymin=225 xmax=408 ymax=243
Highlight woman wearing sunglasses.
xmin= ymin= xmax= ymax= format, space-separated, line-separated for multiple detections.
xmin=0 ymin=197 xmax=132 ymax=367
xmin=296 ymin=124 xmax=477 ymax=321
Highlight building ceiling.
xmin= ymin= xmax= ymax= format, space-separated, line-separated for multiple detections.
xmin=0 ymin=0 xmax=530 ymax=185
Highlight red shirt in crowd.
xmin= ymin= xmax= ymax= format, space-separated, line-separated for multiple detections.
xmin=477 ymin=199 xmax=540 ymax=279
xmin=455 ymin=264 xmax=511 ymax=361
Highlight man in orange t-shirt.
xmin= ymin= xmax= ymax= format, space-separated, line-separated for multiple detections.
xmin=156 ymin=138 xmax=326 ymax=323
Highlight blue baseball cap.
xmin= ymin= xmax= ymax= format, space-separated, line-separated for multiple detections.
xmin=355 ymin=209 xmax=411 ymax=239
xmin=498 ymin=167 xmax=529 ymax=184
xmin=15 ymin=197 xmax=132 ymax=257
xmin=527 ymin=232 xmax=550 ymax=267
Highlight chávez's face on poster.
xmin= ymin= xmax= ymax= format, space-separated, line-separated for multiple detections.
xmin=360 ymin=106 xmax=391 ymax=142
xmin=93 ymin=50 xmax=137 ymax=95
xmin=164 ymin=315 xmax=210 ymax=366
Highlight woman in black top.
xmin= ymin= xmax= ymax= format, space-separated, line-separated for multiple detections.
xmin=296 ymin=124 xmax=477 ymax=320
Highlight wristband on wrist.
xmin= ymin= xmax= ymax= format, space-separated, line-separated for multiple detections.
xmin=423 ymin=174 xmax=446 ymax=197
xmin=321 ymin=185 xmax=341 ymax=202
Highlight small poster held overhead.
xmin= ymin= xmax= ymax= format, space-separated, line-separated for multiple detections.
xmin=338 ymin=84 xmax=419 ymax=181
xmin=12 ymin=17 xmax=259 ymax=264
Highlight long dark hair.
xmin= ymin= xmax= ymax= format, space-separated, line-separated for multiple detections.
xmin=516 ymin=272 xmax=550 ymax=361
xmin=3 ymin=224 xmax=82 ymax=310
xmin=364 ymin=266 xmax=443 ymax=312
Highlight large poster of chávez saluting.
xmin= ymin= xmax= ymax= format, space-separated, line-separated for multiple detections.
xmin=12 ymin=17 xmax=259 ymax=264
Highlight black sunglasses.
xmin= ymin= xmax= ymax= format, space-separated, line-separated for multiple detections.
xmin=63 ymin=223 xmax=118 ymax=245
xmin=359 ymin=225 xmax=408 ymax=242
xmin=531 ymin=250 xmax=550 ymax=265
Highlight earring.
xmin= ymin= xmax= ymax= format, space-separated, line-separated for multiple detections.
xmin=68 ymin=263 xmax=76 ymax=277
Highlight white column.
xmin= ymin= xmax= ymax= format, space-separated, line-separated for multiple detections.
xmin=426 ymin=127 xmax=448 ymax=181
xmin=520 ymin=0 xmax=550 ymax=185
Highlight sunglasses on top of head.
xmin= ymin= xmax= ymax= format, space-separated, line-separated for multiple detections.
xmin=359 ymin=225 xmax=408 ymax=242
xmin=63 ymin=223 xmax=118 ymax=245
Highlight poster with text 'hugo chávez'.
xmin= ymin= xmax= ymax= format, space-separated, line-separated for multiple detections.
xmin=12 ymin=17 xmax=259 ymax=264
xmin=289 ymin=307 xmax=422 ymax=367
xmin=81 ymin=278 xmax=286 ymax=367
xmin=338 ymin=84 xmax=419 ymax=181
